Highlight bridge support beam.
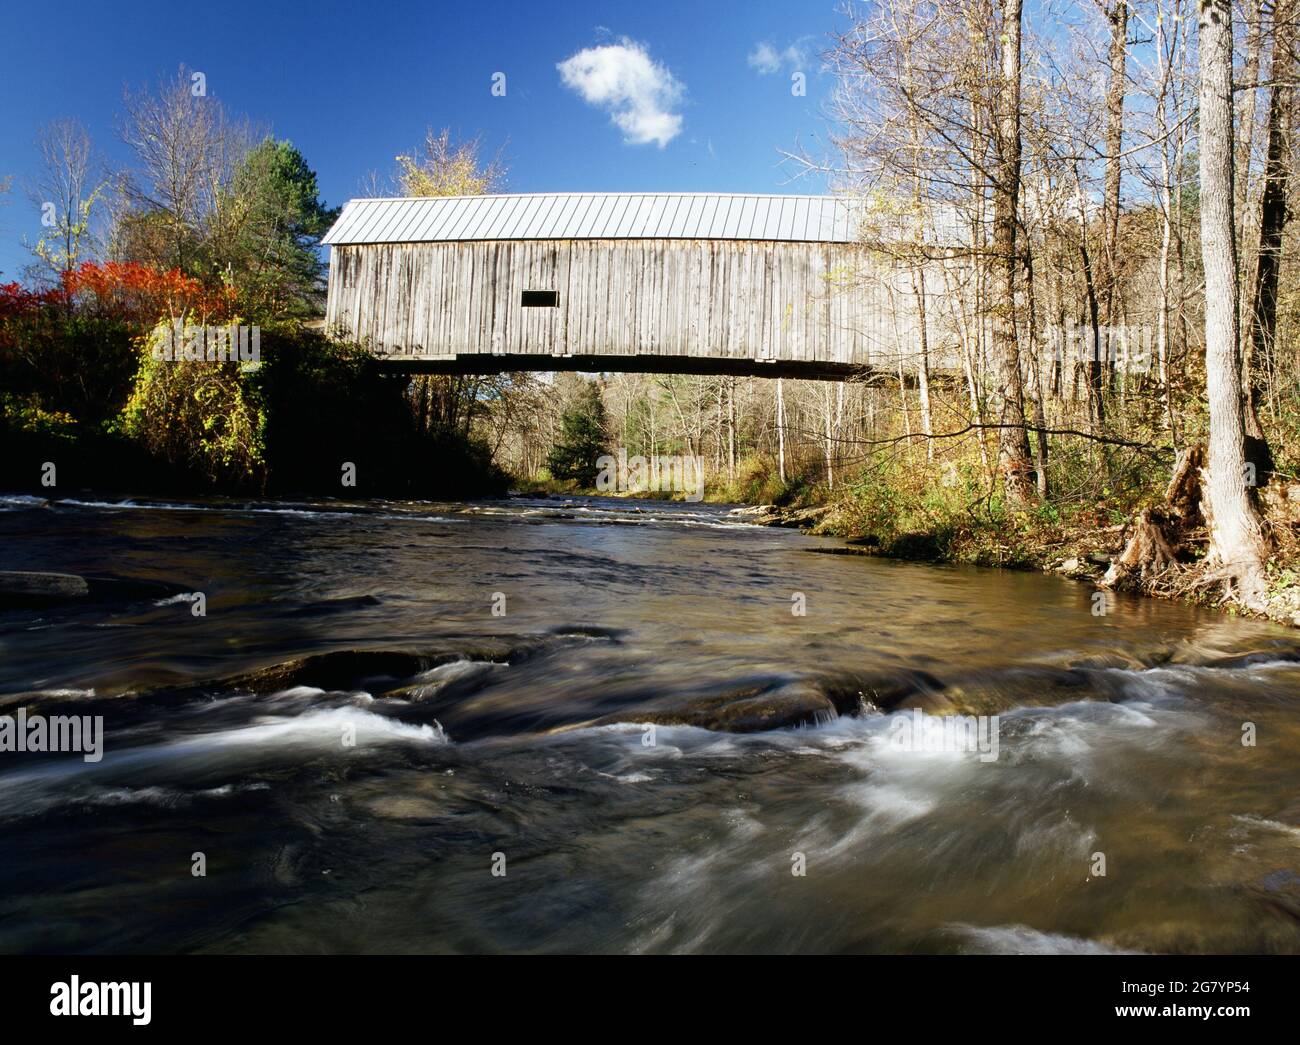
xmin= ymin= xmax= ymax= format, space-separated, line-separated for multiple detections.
xmin=373 ymin=353 xmax=891 ymax=383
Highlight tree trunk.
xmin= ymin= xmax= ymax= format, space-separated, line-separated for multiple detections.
xmin=1235 ymin=0 xmax=1264 ymax=255
xmin=726 ymin=377 xmax=736 ymax=483
xmin=1100 ymin=0 xmax=1128 ymax=363
xmin=1237 ymin=0 xmax=1267 ymax=453
xmin=1074 ymin=163 xmax=1106 ymax=428
xmin=1247 ymin=0 xmax=1293 ymax=441
xmin=823 ymin=384 xmax=835 ymax=490
xmin=775 ymin=377 xmax=786 ymax=484
xmin=1197 ymin=0 xmax=1271 ymax=604
xmin=1022 ymin=246 xmax=1050 ymax=496
xmin=991 ymin=0 xmax=1037 ymax=505
xmin=1154 ymin=1 xmax=1179 ymax=447
xmin=835 ymin=380 xmax=845 ymax=481
xmin=912 ymin=266 xmax=934 ymax=459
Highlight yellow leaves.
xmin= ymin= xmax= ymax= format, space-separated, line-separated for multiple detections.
xmin=396 ymin=154 xmax=491 ymax=198
xmin=394 ymin=128 xmax=506 ymax=199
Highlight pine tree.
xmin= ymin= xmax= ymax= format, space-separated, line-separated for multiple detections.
xmin=546 ymin=383 xmax=609 ymax=487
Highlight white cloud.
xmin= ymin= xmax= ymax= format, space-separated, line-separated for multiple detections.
xmin=748 ymin=42 xmax=782 ymax=74
xmin=747 ymin=39 xmax=810 ymax=75
xmin=557 ymin=38 xmax=684 ymax=148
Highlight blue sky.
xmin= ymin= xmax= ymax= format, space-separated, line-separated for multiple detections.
xmin=0 ymin=0 xmax=847 ymax=280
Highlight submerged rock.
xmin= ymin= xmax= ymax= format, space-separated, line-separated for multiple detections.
xmin=1196 ymin=647 xmax=1300 ymax=671
xmin=205 ymin=631 xmax=614 ymax=697
xmin=804 ymin=545 xmax=874 ymax=557
xmin=0 ymin=571 xmax=89 ymax=607
xmin=825 ymin=669 xmax=948 ymax=714
xmin=0 ymin=571 xmax=189 ymax=609
xmin=216 ymin=649 xmax=453 ymax=695
xmin=597 ymin=680 xmax=837 ymax=733
xmin=592 ymin=669 xmax=965 ymax=735
xmin=285 ymin=594 xmax=384 ymax=617
xmin=1245 ymin=869 xmax=1300 ymax=924
xmin=85 ymin=576 xmax=189 ymax=603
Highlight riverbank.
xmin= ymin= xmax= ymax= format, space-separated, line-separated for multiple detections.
xmin=740 ymin=484 xmax=1300 ymax=630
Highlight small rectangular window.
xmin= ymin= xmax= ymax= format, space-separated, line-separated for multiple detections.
xmin=521 ymin=290 xmax=559 ymax=307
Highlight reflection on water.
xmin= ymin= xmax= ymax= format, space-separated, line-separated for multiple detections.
xmin=0 ymin=493 xmax=1298 ymax=953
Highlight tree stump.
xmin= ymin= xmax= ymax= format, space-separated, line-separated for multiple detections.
xmin=1102 ymin=444 xmax=1205 ymax=591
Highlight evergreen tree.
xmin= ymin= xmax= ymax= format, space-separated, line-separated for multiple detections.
xmin=546 ymin=382 xmax=609 ymax=487
xmin=218 ymin=139 xmax=337 ymax=320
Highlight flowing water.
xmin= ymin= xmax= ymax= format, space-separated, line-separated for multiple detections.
xmin=2 ymin=493 xmax=1299 ymax=954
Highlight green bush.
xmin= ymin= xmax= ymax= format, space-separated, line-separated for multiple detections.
xmin=722 ymin=453 xmax=821 ymax=507
xmin=0 ymin=393 xmax=79 ymax=441
xmin=114 ymin=323 xmax=268 ymax=488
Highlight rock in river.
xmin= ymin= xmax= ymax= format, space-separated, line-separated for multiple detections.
xmin=596 ymin=679 xmax=838 ymax=733
xmin=0 ymin=571 xmax=189 ymax=609
xmin=0 ymin=571 xmax=89 ymax=608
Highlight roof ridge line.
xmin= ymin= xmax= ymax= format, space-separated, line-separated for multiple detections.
xmin=340 ymin=191 xmax=850 ymax=204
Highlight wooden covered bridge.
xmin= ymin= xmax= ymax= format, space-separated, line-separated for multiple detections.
xmin=321 ymin=192 xmax=962 ymax=380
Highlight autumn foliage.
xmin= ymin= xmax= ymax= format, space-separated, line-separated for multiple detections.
xmin=1 ymin=262 xmax=236 ymax=331
xmin=0 ymin=281 xmax=64 ymax=323
xmin=61 ymin=261 xmax=237 ymax=326
xmin=1 ymin=261 xmax=241 ymax=435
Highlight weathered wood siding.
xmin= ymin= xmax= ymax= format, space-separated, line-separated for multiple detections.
xmin=325 ymin=239 xmax=958 ymax=372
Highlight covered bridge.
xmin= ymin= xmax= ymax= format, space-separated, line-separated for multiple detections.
xmin=321 ymin=192 xmax=960 ymax=380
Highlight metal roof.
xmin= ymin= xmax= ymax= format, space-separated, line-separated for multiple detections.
xmin=321 ymin=192 xmax=867 ymax=246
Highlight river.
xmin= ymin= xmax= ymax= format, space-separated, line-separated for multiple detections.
xmin=1 ymin=493 xmax=1299 ymax=954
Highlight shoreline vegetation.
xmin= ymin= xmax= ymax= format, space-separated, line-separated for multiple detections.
xmin=734 ymin=469 xmax=1300 ymax=629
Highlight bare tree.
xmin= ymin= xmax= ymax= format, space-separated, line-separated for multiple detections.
xmin=1234 ymin=0 xmax=1265 ymax=248
xmin=1128 ymin=0 xmax=1195 ymax=441
xmin=117 ymin=66 xmax=252 ymax=272
xmin=990 ymin=0 xmax=1038 ymax=504
xmin=1197 ymin=0 xmax=1270 ymax=603
xmin=1097 ymin=0 xmax=1129 ymax=346
xmin=388 ymin=129 xmax=508 ymax=438
xmin=27 ymin=118 xmax=108 ymax=277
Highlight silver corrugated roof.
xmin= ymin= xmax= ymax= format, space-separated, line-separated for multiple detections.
xmin=321 ymin=192 xmax=866 ymax=245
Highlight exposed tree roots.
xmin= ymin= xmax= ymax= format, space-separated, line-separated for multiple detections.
xmin=1102 ymin=445 xmax=1205 ymax=596
xmin=1101 ymin=443 xmax=1293 ymax=619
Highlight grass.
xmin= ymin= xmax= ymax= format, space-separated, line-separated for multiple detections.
xmin=821 ymin=441 xmax=1161 ymax=570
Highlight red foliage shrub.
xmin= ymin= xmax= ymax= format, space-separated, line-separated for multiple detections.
xmin=0 ymin=281 xmax=67 ymax=323
xmin=60 ymin=262 xmax=237 ymax=327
